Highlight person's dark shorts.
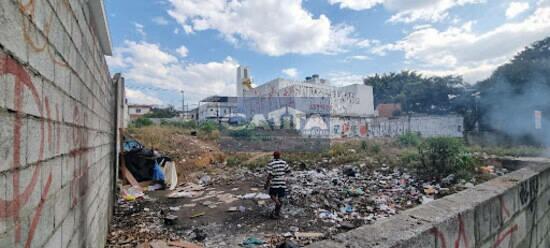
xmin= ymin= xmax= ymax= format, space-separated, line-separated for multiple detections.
xmin=269 ymin=187 xmax=286 ymax=198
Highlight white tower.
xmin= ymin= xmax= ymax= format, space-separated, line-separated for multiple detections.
xmin=236 ymin=66 xmax=249 ymax=97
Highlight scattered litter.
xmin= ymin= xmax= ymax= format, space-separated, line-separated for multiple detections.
xmin=295 ymin=232 xmax=324 ymax=239
xmin=167 ymin=240 xmax=203 ymax=248
xmin=480 ymin=165 xmax=495 ymax=174
xmin=276 ymin=240 xmax=298 ymax=248
xmin=150 ymin=240 xmax=169 ymax=248
xmin=148 ymin=184 xmax=163 ymax=191
xmin=169 ymin=206 xmax=180 ymax=211
xmin=199 ymin=175 xmax=211 ymax=186
xmin=241 ymin=237 xmax=264 ymax=247
xmin=191 ymin=212 xmax=205 ymax=218
xmin=240 ymin=192 xmax=271 ymax=200
xmin=167 ymin=191 xmax=196 ymax=199
xmin=164 ymin=215 xmax=178 ymax=225
xmin=422 ymin=195 xmax=434 ymax=204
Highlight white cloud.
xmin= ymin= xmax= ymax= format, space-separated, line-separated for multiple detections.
xmin=328 ymin=0 xmax=485 ymax=23
xmin=152 ymin=16 xmax=170 ymax=25
xmin=370 ymin=5 xmax=550 ymax=82
xmin=134 ymin=23 xmax=146 ymax=38
xmin=346 ymin=55 xmax=370 ymax=61
xmin=506 ymin=2 xmax=530 ymax=19
xmin=174 ymin=27 xmax=180 ymax=34
xmin=329 ymin=0 xmax=384 ymax=10
xmin=282 ymin=68 xmax=299 ymax=78
xmin=356 ymin=39 xmax=380 ymax=48
xmin=327 ymin=72 xmax=367 ymax=86
xmin=126 ymin=88 xmax=163 ymax=105
xmin=108 ymin=40 xmax=239 ymax=103
xmin=176 ymin=45 xmax=189 ymax=57
xmin=167 ymin=0 xmax=357 ymax=56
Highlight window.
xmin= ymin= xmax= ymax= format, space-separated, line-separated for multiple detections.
xmin=136 ymin=108 xmax=141 ymax=113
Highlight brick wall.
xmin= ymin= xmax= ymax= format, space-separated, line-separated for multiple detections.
xmin=308 ymin=161 xmax=550 ymax=248
xmin=0 ymin=0 xmax=115 ymax=247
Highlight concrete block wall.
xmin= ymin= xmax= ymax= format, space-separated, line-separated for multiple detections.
xmin=308 ymin=161 xmax=550 ymax=248
xmin=0 ymin=0 xmax=115 ymax=247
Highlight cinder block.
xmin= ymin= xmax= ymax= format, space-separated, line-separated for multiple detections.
xmin=43 ymin=225 xmax=61 ymax=248
xmin=475 ymin=197 xmax=504 ymax=243
xmin=53 ymin=62 xmax=71 ymax=95
xmin=7 ymin=165 xmax=42 ymax=219
xmin=431 ymin=209 xmax=476 ymax=248
xmin=0 ymin=172 xmax=8 ymax=235
xmin=60 ymin=209 xmax=74 ymax=248
xmin=26 ymin=117 xmax=47 ymax=164
xmin=32 ymin=196 xmax=55 ymax=248
xmin=0 ymin=0 xmax=29 ymax=63
xmin=26 ymin=26 xmax=55 ymax=82
xmin=0 ymin=112 xmax=17 ymax=173
xmin=0 ymin=228 xmax=15 ymax=248
xmin=42 ymin=157 xmax=62 ymax=200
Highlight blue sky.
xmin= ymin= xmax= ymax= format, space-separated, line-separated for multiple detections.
xmin=104 ymin=0 xmax=550 ymax=108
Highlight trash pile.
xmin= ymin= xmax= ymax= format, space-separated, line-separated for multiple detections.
xmin=109 ymin=153 xmax=508 ymax=247
xmin=286 ymin=165 xmax=423 ymax=230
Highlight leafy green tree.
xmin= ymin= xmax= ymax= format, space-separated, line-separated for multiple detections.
xmin=476 ymin=36 xmax=550 ymax=145
xmin=363 ymin=71 xmax=470 ymax=115
xmin=144 ymin=105 xmax=178 ymax=118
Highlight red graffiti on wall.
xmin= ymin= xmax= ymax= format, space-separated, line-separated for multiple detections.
xmin=0 ymin=55 xmax=53 ymax=248
xmin=430 ymin=214 xmax=469 ymax=248
xmin=69 ymin=105 xmax=90 ymax=207
xmin=359 ymin=124 xmax=368 ymax=136
xmin=492 ymin=196 xmax=518 ymax=248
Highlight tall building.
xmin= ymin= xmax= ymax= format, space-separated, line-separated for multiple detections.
xmin=236 ymin=66 xmax=250 ymax=97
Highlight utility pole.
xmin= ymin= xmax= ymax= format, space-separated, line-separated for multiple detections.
xmin=181 ymin=90 xmax=189 ymax=118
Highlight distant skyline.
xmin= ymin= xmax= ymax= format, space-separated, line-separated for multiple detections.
xmin=104 ymin=0 xmax=550 ymax=108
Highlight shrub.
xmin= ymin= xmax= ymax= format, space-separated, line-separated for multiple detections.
xmin=370 ymin=144 xmax=381 ymax=154
xmin=329 ymin=143 xmax=347 ymax=157
xmin=199 ymin=121 xmax=218 ymax=133
xmin=131 ymin=117 xmax=153 ymax=128
xmin=162 ymin=120 xmax=198 ymax=129
xmin=398 ymin=132 xmax=422 ymax=147
xmin=416 ymin=137 xmax=478 ymax=179
xmin=360 ymin=140 xmax=368 ymax=151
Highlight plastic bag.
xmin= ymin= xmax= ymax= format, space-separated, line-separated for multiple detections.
xmin=152 ymin=161 xmax=165 ymax=182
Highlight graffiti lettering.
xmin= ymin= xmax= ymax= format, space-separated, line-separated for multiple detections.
xmin=0 ymin=55 xmax=53 ymax=248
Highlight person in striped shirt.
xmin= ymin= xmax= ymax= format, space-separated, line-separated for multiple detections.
xmin=264 ymin=151 xmax=290 ymax=219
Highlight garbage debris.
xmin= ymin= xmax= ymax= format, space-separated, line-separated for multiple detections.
xmin=276 ymin=240 xmax=298 ymax=248
xmin=163 ymin=161 xmax=178 ymax=190
xmin=241 ymin=237 xmax=264 ymax=247
xmin=190 ymin=212 xmax=205 ymax=218
xmin=240 ymin=192 xmax=271 ymax=200
xmin=164 ymin=214 xmax=178 ymax=225
xmin=294 ymin=232 xmax=324 ymax=239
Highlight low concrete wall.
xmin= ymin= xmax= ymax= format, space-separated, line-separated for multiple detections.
xmin=308 ymin=161 xmax=550 ymax=248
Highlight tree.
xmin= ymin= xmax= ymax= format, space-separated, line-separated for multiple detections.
xmin=144 ymin=105 xmax=178 ymax=118
xmin=476 ymin=36 xmax=550 ymax=145
xmin=363 ymin=71 xmax=470 ymax=115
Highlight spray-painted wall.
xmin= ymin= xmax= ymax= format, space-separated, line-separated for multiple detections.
xmin=0 ymin=0 xmax=116 ymax=247
xmin=327 ymin=115 xmax=463 ymax=139
xmin=243 ymin=77 xmax=376 ymax=118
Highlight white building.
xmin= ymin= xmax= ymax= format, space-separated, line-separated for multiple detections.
xmin=241 ymin=74 xmax=376 ymax=118
xmin=128 ymin=104 xmax=154 ymax=120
